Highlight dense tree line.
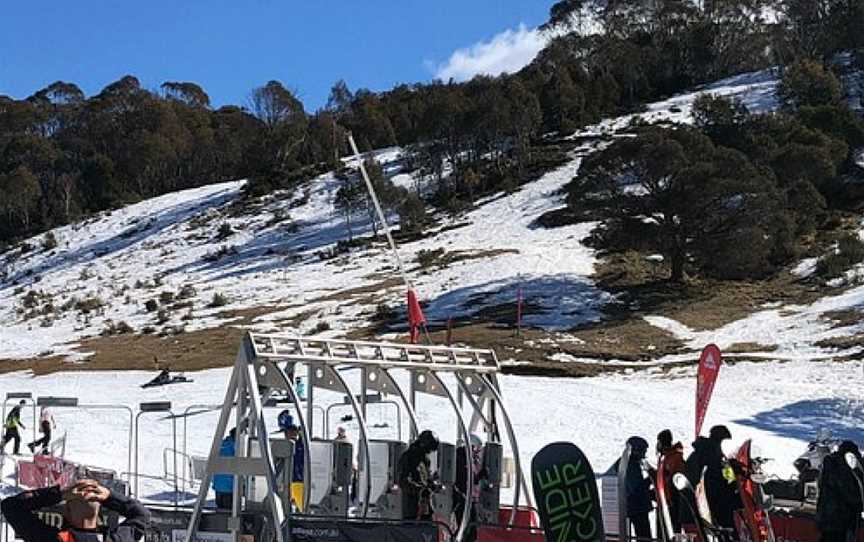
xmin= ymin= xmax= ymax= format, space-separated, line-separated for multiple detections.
xmin=1 ymin=0 xmax=862 ymax=254
xmin=568 ymin=55 xmax=864 ymax=281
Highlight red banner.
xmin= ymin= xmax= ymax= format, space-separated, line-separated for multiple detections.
xmin=18 ymin=456 xmax=77 ymax=489
xmin=695 ymin=344 xmax=723 ymax=438
xmin=407 ymin=289 xmax=426 ymax=344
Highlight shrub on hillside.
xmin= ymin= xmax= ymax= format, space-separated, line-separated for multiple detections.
xmin=75 ymin=296 xmax=104 ymax=314
xmin=217 ymin=223 xmax=233 ymax=240
xmin=778 ymin=59 xmax=842 ymax=110
xmin=417 ymin=248 xmax=444 ymax=268
xmin=816 ymin=234 xmax=864 ymax=280
xmin=42 ymin=231 xmax=58 ymax=251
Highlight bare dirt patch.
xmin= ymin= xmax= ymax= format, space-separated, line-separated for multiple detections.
xmin=0 ymin=325 xmax=245 ymax=375
xmin=724 ymin=342 xmax=778 ymax=354
xmin=821 ymin=309 xmax=864 ymax=329
xmin=815 ymin=334 xmax=864 ymax=351
xmin=569 ymin=319 xmax=686 ymax=361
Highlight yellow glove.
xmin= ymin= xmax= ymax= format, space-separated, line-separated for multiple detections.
xmin=723 ymin=465 xmax=736 ymax=483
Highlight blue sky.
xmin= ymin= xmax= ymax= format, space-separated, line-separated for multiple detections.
xmin=0 ymin=1 xmax=552 ymax=111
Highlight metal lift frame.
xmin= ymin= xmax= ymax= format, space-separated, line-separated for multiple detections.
xmin=186 ymin=332 xmax=533 ymax=542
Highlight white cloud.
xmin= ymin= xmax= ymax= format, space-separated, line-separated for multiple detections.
xmin=433 ymin=24 xmax=549 ymax=82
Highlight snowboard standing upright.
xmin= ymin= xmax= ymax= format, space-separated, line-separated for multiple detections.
xmin=532 ymin=442 xmax=604 ymax=542
xmin=655 ymin=457 xmax=674 ymax=542
xmin=617 ymin=444 xmax=632 ymax=541
xmin=733 ymin=440 xmax=775 ymax=542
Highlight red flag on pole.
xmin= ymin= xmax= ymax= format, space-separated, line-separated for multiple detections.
xmin=407 ymin=289 xmax=426 ymax=344
xmin=695 ymin=344 xmax=723 ymax=438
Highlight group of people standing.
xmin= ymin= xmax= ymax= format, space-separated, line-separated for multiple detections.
xmin=0 ymin=401 xmax=55 ymax=456
xmin=212 ymin=410 xmax=308 ymax=510
xmin=624 ymin=426 xmax=864 ymax=542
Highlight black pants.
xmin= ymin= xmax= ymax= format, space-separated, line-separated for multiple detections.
xmin=215 ymin=492 xmax=233 ymax=509
xmin=630 ymin=513 xmax=652 ymax=541
xmin=2 ymin=428 xmax=21 ymax=455
xmin=28 ymin=431 xmax=51 ymax=452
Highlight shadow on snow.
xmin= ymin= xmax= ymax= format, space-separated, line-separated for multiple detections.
xmin=734 ymin=398 xmax=864 ymax=444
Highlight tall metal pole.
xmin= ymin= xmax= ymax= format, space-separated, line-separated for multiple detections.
xmin=347 ymin=133 xmax=412 ymax=290
xmin=347 ymin=134 xmax=433 ymax=345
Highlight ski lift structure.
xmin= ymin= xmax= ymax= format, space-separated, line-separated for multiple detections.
xmin=185 ymin=331 xmax=537 ymax=542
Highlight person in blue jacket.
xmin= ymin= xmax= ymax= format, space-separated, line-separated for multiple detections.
xmin=277 ymin=411 xmax=306 ymax=510
xmin=213 ymin=428 xmax=236 ymax=509
xmin=625 ymin=436 xmax=655 ymax=541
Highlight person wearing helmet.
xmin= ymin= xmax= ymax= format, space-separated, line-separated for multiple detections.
xmin=277 ymin=411 xmax=306 ymax=511
xmin=625 ymin=436 xmax=654 ymax=541
xmin=398 ymin=430 xmax=440 ymax=520
xmin=684 ymin=425 xmax=741 ymax=531
xmin=817 ymin=440 xmax=863 ymax=542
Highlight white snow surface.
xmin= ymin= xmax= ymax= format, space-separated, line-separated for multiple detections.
xmin=0 ymin=146 xmax=605 ymax=362
xmin=0 ymin=358 xmax=859 ymax=503
xmin=2 ymin=64 xmax=859 ymax=369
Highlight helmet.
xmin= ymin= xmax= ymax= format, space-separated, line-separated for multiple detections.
xmin=469 ymin=434 xmax=483 ymax=449
xmin=839 ymin=440 xmax=860 ymax=456
xmin=627 ymin=436 xmax=649 ymax=454
xmin=416 ymin=430 xmax=439 ymax=453
xmin=709 ymin=425 xmax=732 ymax=441
xmin=278 ymin=410 xmax=298 ymax=431
xmin=657 ymin=429 xmax=673 ymax=450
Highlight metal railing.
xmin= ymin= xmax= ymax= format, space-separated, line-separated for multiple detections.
xmin=249 ymin=334 xmax=500 ymax=372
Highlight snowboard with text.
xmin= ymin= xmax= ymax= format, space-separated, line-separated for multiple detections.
xmin=532 ymin=442 xmax=604 ymax=542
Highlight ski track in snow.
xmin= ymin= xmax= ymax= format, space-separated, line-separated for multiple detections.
xmin=0 ymin=358 xmax=859 ymax=503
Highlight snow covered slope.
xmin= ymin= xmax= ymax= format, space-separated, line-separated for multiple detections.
xmin=0 ymin=68 xmax=789 ymax=365
xmin=2 ymin=65 xmax=860 ymax=368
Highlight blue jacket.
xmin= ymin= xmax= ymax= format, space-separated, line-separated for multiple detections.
xmin=212 ymin=435 xmax=235 ymax=494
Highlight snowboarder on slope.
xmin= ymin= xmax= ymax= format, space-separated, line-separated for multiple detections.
xmin=1 ymin=400 xmax=27 ymax=455
xmin=28 ymin=407 xmax=55 ymax=455
xmin=816 ymin=440 xmax=863 ymax=542
xmin=684 ymin=425 xmax=742 ymax=533
xmin=398 ymin=430 xmax=440 ymax=520
xmin=625 ymin=436 xmax=655 ymax=541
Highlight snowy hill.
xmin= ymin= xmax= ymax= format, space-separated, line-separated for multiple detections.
xmin=1 ymin=66 xmax=863 ymax=371
xmin=0 ymin=67 xmax=862 ymax=510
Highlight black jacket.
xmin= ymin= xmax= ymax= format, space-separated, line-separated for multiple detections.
xmin=626 ymin=457 xmax=654 ymax=516
xmin=817 ymin=452 xmax=863 ymax=532
xmin=0 ymin=486 xmax=150 ymax=542
xmin=397 ymin=444 xmax=434 ymax=519
xmin=684 ymin=436 xmax=740 ymax=528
